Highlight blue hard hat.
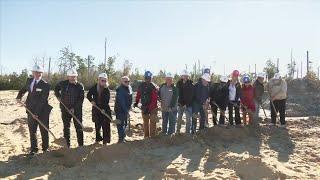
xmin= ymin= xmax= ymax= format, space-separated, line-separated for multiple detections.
xmin=144 ymin=71 xmax=153 ymax=78
xmin=203 ymin=68 xmax=210 ymax=74
xmin=242 ymin=76 xmax=251 ymax=83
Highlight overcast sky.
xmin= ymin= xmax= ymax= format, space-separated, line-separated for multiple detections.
xmin=1 ymin=1 xmax=319 ymax=76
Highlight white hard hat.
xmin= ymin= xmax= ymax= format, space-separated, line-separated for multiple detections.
xmin=67 ymin=69 xmax=78 ymax=77
xmin=257 ymin=72 xmax=265 ymax=78
xmin=220 ymin=76 xmax=229 ymax=83
xmin=274 ymin=73 xmax=281 ymax=79
xmin=121 ymin=76 xmax=130 ymax=81
xmin=98 ymin=73 xmax=108 ymax=79
xmin=180 ymin=70 xmax=189 ymax=76
xmin=32 ymin=64 xmax=44 ymax=73
xmin=166 ymin=73 xmax=173 ymax=78
xmin=201 ymin=73 xmax=211 ymax=82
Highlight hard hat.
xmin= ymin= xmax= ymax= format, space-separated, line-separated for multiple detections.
xmin=144 ymin=71 xmax=153 ymax=78
xmin=232 ymin=70 xmax=240 ymax=77
xmin=274 ymin=73 xmax=281 ymax=79
xmin=32 ymin=64 xmax=44 ymax=73
xmin=203 ymin=68 xmax=210 ymax=74
xmin=121 ymin=76 xmax=130 ymax=81
xmin=98 ymin=73 xmax=108 ymax=79
xmin=257 ymin=72 xmax=265 ymax=78
xmin=220 ymin=76 xmax=229 ymax=83
xmin=180 ymin=70 xmax=189 ymax=76
xmin=166 ymin=73 xmax=173 ymax=78
xmin=201 ymin=73 xmax=211 ymax=82
xmin=242 ymin=76 xmax=251 ymax=83
xmin=67 ymin=69 xmax=78 ymax=77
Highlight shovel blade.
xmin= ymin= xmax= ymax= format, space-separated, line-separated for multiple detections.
xmin=52 ymin=137 xmax=68 ymax=147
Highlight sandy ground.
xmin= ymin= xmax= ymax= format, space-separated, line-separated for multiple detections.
xmin=0 ymin=90 xmax=319 ymax=179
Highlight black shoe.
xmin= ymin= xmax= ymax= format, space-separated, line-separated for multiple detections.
xmin=96 ymin=136 xmax=103 ymax=142
xmin=28 ymin=150 xmax=38 ymax=156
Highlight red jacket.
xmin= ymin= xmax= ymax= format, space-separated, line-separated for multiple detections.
xmin=240 ymin=85 xmax=256 ymax=111
xmin=135 ymin=82 xmax=158 ymax=112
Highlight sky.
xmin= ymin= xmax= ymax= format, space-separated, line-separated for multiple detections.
xmin=1 ymin=0 xmax=319 ymax=77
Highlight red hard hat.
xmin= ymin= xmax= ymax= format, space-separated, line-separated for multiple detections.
xmin=232 ymin=70 xmax=240 ymax=77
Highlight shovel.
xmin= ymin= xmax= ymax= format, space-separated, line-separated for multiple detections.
xmin=92 ymin=103 xmax=121 ymax=124
xmin=57 ymin=98 xmax=93 ymax=132
xmin=21 ymin=103 xmax=66 ymax=146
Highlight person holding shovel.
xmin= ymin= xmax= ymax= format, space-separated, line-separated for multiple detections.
xmin=134 ymin=71 xmax=159 ymax=138
xmin=266 ymin=73 xmax=287 ymax=127
xmin=16 ymin=65 xmax=52 ymax=155
xmin=240 ymin=75 xmax=256 ymax=126
xmin=209 ymin=76 xmax=229 ymax=126
xmin=253 ymin=72 xmax=265 ymax=122
xmin=87 ymin=73 xmax=113 ymax=145
xmin=54 ymin=69 xmax=84 ymax=148
xmin=227 ymin=70 xmax=242 ymax=127
xmin=115 ymin=76 xmax=133 ymax=143
xmin=159 ymin=73 xmax=178 ymax=135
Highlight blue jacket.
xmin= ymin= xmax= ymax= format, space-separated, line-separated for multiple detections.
xmin=193 ymin=80 xmax=209 ymax=105
xmin=115 ymin=85 xmax=133 ymax=115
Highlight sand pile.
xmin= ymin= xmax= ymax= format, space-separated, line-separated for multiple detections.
xmin=0 ymin=90 xmax=319 ymax=179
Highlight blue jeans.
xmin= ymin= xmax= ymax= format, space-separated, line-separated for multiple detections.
xmin=192 ymin=103 xmax=206 ymax=133
xmin=116 ymin=113 xmax=128 ymax=141
xmin=162 ymin=110 xmax=177 ymax=135
xmin=177 ymin=106 xmax=193 ymax=134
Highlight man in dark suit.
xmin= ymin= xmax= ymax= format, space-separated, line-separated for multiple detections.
xmin=54 ymin=69 xmax=84 ymax=148
xmin=16 ymin=65 xmax=52 ymax=155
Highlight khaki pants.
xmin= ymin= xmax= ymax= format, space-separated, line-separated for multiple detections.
xmin=142 ymin=110 xmax=157 ymax=138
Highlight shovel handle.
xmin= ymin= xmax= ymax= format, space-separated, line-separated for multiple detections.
xmin=57 ymin=98 xmax=84 ymax=129
xmin=22 ymin=103 xmax=57 ymax=140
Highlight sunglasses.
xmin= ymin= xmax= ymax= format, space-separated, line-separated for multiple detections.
xmin=124 ymin=81 xmax=130 ymax=83
xmin=100 ymin=80 xmax=107 ymax=82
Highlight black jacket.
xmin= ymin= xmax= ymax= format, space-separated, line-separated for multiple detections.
xmin=87 ymin=84 xmax=112 ymax=115
xmin=227 ymin=80 xmax=242 ymax=102
xmin=16 ymin=78 xmax=52 ymax=116
xmin=209 ymin=82 xmax=229 ymax=107
xmin=253 ymin=80 xmax=264 ymax=103
xmin=54 ymin=80 xmax=84 ymax=111
xmin=176 ymin=79 xmax=194 ymax=107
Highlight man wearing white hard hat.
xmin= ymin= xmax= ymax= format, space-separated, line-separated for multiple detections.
xmin=253 ymin=72 xmax=266 ymax=122
xmin=114 ymin=76 xmax=133 ymax=143
xmin=209 ymin=76 xmax=229 ymax=126
xmin=54 ymin=68 xmax=85 ymax=147
xmin=266 ymin=73 xmax=287 ymax=127
xmin=159 ymin=73 xmax=178 ymax=135
xmin=87 ymin=73 xmax=112 ymax=145
xmin=16 ymin=64 xmax=52 ymax=155
xmin=176 ymin=70 xmax=194 ymax=134
xmin=192 ymin=73 xmax=210 ymax=133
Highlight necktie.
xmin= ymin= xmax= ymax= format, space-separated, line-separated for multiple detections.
xmin=32 ymin=81 xmax=37 ymax=93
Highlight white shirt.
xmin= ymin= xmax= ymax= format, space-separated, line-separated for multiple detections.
xmin=30 ymin=78 xmax=41 ymax=92
xmin=229 ymin=84 xmax=236 ymax=101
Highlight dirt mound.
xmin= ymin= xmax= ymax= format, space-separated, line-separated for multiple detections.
xmin=286 ymin=79 xmax=320 ymax=117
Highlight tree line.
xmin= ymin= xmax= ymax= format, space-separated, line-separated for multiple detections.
xmin=0 ymin=46 xmax=319 ymax=91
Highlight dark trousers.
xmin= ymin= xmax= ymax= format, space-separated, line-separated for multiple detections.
xmin=116 ymin=113 xmax=128 ymax=141
xmin=228 ymin=101 xmax=241 ymax=125
xmin=211 ymin=104 xmax=227 ymax=125
xmin=27 ymin=113 xmax=49 ymax=152
xmin=270 ymin=99 xmax=286 ymax=125
xmin=192 ymin=103 xmax=206 ymax=133
xmin=62 ymin=110 xmax=83 ymax=147
xmin=93 ymin=111 xmax=111 ymax=144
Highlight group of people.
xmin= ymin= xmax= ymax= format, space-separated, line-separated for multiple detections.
xmin=16 ymin=64 xmax=288 ymax=156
